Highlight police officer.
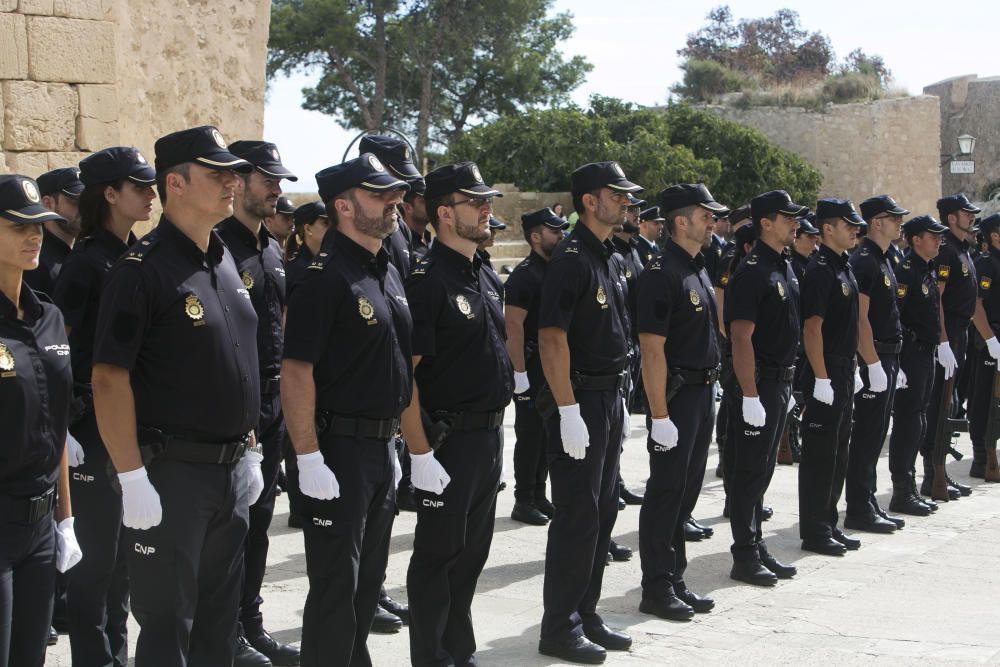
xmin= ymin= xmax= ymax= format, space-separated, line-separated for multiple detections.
xmin=264 ymin=196 xmax=296 ymax=250
xmin=537 ymin=162 xmax=638 ymax=664
xmin=887 ymin=216 xmax=947 ymax=515
xmin=54 ymin=147 xmax=154 ymax=667
xmin=798 ymin=199 xmax=866 ymax=556
xmin=506 ymin=208 xmax=568 ymax=526
xmin=91 ymin=126 xmax=264 ymax=666
xmin=23 ymin=168 xmax=84 ymax=296
xmin=397 ymin=161 xmax=513 ymax=666
xmin=843 ymin=196 xmax=911 ymax=534
xmin=790 ymin=215 xmax=820 ymax=281
xmin=724 ymin=191 xmax=803 ymax=586
xmin=284 ymin=202 xmax=330 ymax=298
xmin=400 ymin=177 xmax=433 ymax=266
xmin=0 ymin=174 xmax=81 ymax=667
xmin=967 ymin=213 xmax=1000 ymax=482
xmin=220 ymin=140 xmax=301 ymax=666
xmin=636 ymin=207 xmax=663 ymax=266
xmin=281 ymin=153 xmax=411 ymax=667
xmin=636 ymin=184 xmax=725 ymax=621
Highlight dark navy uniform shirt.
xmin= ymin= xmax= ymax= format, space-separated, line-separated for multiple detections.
xmin=713 ymin=242 xmax=739 ymax=289
xmin=384 ymin=224 xmax=413 ymax=280
xmin=53 ymin=228 xmax=135 ymax=386
xmin=636 ymin=235 xmax=658 ymax=267
xmin=801 ymin=243 xmax=859 ymax=359
xmin=790 ymin=249 xmax=811 ymax=282
xmin=724 ymin=241 xmax=801 ymax=367
xmin=610 ymin=235 xmax=643 ymax=340
xmin=93 ymin=216 xmax=261 ymax=439
xmin=0 ymin=288 xmax=72 ymax=497
xmin=539 ymin=222 xmax=629 ymax=375
xmin=284 ymin=231 xmax=413 ymax=418
xmin=284 ymin=245 xmax=314 ymax=301
xmin=399 ymin=222 xmax=432 ymax=270
xmin=975 ymin=250 xmax=1000 ymax=337
xmin=702 ymin=235 xmax=726 ymax=286
xmin=23 ymin=227 xmax=72 ymax=297
xmin=504 ymin=250 xmax=548 ymax=385
xmin=407 ymin=241 xmax=514 ymax=412
xmin=217 ymin=217 xmax=286 ymax=381
xmin=887 ymin=243 xmax=905 ymax=271
xmin=936 ymin=230 xmax=977 ymax=322
xmin=849 ymin=237 xmax=902 ymax=341
xmin=894 ymin=252 xmax=940 ymax=345
xmin=637 ymin=240 xmax=721 ymax=369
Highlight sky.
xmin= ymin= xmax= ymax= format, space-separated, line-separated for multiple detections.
xmin=263 ymin=0 xmax=1000 ymax=192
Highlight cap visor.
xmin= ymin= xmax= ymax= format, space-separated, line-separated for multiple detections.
xmin=842 ymin=213 xmax=866 ymax=226
xmin=127 ymin=165 xmax=157 ymax=186
xmin=963 ymin=204 xmax=983 ymax=213
xmin=195 ymin=151 xmax=253 ymax=173
xmin=887 ymin=206 xmax=910 ymax=216
xmin=60 ymin=182 xmax=84 ymax=197
xmin=489 ymin=221 xmax=507 ymax=230
xmin=606 ymin=179 xmax=643 ymax=194
xmin=700 ymin=201 xmax=730 ymax=214
xmin=357 ymin=173 xmax=410 ymax=192
xmin=778 ymin=203 xmax=808 ymax=216
xmin=1 ymin=203 xmax=65 ymax=224
xmin=456 ymin=184 xmax=503 ymax=197
xmin=388 ymin=162 xmax=422 ymax=181
xmin=256 ymin=163 xmax=298 ymax=181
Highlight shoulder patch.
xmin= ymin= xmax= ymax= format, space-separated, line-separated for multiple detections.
xmin=896 ymin=284 xmax=908 ymax=298
xmin=937 ymin=265 xmax=950 ymax=280
xmin=307 ymin=250 xmax=333 ymax=271
xmin=981 ymin=276 xmax=992 ymax=290
xmin=124 ymin=232 xmax=160 ymax=263
xmin=411 ymin=256 xmax=433 ymax=276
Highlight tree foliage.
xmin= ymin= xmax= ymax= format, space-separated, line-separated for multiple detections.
xmin=446 ymin=97 xmax=822 ymax=207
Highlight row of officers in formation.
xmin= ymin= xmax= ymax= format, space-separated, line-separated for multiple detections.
xmin=1 ymin=123 xmax=998 ymax=667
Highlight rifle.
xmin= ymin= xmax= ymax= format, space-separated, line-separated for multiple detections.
xmin=930 ymin=375 xmax=961 ymax=500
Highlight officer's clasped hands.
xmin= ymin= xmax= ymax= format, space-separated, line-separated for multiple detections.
xmin=741 ymin=396 xmax=767 ymax=427
xmin=117 ymin=467 xmax=163 ymax=530
xmin=813 ymin=378 xmax=835 ymax=405
xmin=409 ymin=450 xmax=451 ymax=494
xmin=649 ymin=417 xmax=678 ymax=449
xmin=296 ymin=451 xmax=340 ymax=500
xmin=557 ymin=403 xmax=589 ymax=459
xmin=866 ymin=362 xmax=888 ymax=392
xmin=937 ymin=341 xmax=958 ymax=379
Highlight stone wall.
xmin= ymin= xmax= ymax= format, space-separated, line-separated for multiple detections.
xmin=1 ymin=0 xmax=270 ymax=185
xmin=703 ymin=97 xmax=942 ymax=217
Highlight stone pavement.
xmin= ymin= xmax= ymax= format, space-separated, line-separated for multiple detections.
xmin=46 ymin=410 xmax=1000 ymax=665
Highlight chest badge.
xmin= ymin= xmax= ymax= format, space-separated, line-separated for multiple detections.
xmin=241 ymin=270 xmax=254 ymax=290
xmin=883 ymin=273 xmax=891 ymax=288
xmin=922 ymin=284 xmax=930 ymax=296
xmin=720 ymin=273 xmax=730 ymax=286
xmin=777 ymin=282 xmax=786 ymax=299
xmin=456 ymin=294 xmax=474 ymax=318
xmin=841 ymin=281 xmax=849 ymax=296
xmin=184 ymin=294 xmax=205 ymax=324
xmin=689 ymin=289 xmax=700 ymax=306
xmin=358 ymin=296 xmax=377 ymax=325
xmin=938 ymin=266 xmax=950 ymax=280
xmin=596 ymin=286 xmax=608 ymax=308
xmin=896 ymin=285 xmax=908 ymax=298
xmin=982 ymin=277 xmax=992 ymax=290
xmin=0 ymin=342 xmax=15 ymax=377
xmin=962 ymin=262 xmax=969 ymax=276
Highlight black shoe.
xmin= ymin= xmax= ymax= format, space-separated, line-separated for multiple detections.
xmin=379 ymin=591 xmax=409 ymax=624
xmin=620 ymin=486 xmax=643 ymax=505
xmin=844 ymin=513 xmax=896 ymax=534
xmin=498 ymin=480 xmax=507 ymax=492
xmin=730 ymin=560 xmax=778 ymax=586
xmin=947 ymin=475 xmax=972 ymax=497
xmin=287 ymin=512 xmax=303 ymax=529
xmin=761 ymin=505 xmax=773 ymax=521
xmin=683 ymin=520 xmax=705 ymax=542
xmin=889 ymin=494 xmax=931 ymax=517
xmin=759 ymin=553 xmax=797 ymax=579
xmin=673 ymin=584 xmax=714 ymax=613
xmin=873 ymin=502 xmax=905 ymax=529
xmin=918 ymin=495 xmax=939 ymax=511
xmin=511 ymin=501 xmax=549 ymax=526
xmin=246 ymin=630 xmax=300 ymax=667
xmin=801 ymin=538 xmax=847 ymax=556
xmin=538 ymin=635 xmax=606 ymax=664
xmin=235 ymin=635 xmax=273 ymax=667
xmin=608 ymin=541 xmax=632 ymax=562
xmin=970 ymin=461 xmax=986 ymax=479
xmin=638 ymin=595 xmax=695 ymax=621
xmin=535 ymin=496 xmax=555 ymax=518
xmin=582 ymin=623 xmax=632 ymax=651
xmin=617 ymin=497 xmax=626 ymax=511
xmin=370 ymin=605 xmax=403 ymax=634
xmin=715 ymin=463 xmax=724 ymax=478
xmin=688 ymin=517 xmax=714 ymax=538
xmin=396 ymin=488 xmax=417 ymax=512
xmin=47 ymin=626 xmax=58 ymax=646
xmin=832 ymin=529 xmax=861 ymax=550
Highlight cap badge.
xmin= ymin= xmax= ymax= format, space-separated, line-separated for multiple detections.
xmin=271 ymin=148 xmax=280 ymax=161
xmin=241 ymin=270 xmax=254 ymax=290
xmin=471 ymin=165 xmax=484 ymax=183
xmin=841 ymin=282 xmax=849 ymax=296
xmin=22 ymin=179 xmax=40 ymax=203
xmin=596 ymin=286 xmax=608 ymax=307
xmin=136 ymin=152 xmax=147 ymax=164
xmin=184 ymin=294 xmax=205 ymax=322
xmin=455 ymin=294 xmax=473 ymax=318
xmin=358 ymin=296 xmax=377 ymax=323
xmin=211 ymin=129 xmax=227 ymax=149
xmin=612 ymin=163 xmax=625 ymax=178
xmin=0 ymin=342 xmax=15 ymax=374
xmin=689 ymin=289 xmax=701 ymax=306
xmin=404 ymin=147 xmax=411 ymax=160
xmin=369 ymin=155 xmax=385 ymax=172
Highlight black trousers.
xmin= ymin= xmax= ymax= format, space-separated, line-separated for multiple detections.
xmin=512 ymin=392 xmax=548 ymax=504
xmin=799 ymin=365 xmax=854 ymax=541
xmin=845 ymin=353 xmax=900 ymax=518
xmin=66 ymin=412 xmax=129 ymax=667
xmin=298 ymin=434 xmax=396 ymax=667
xmin=240 ymin=392 xmax=286 ymax=638
xmin=922 ymin=319 xmax=970 ymax=459
xmin=407 ymin=428 xmax=502 ymax=667
xmin=968 ymin=342 xmax=997 ymax=460
xmin=540 ymin=389 xmax=624 ymax=641
xmin=888 ymin=340 xmax=936 ymax=478
xmin=726 ymin=377 xmax=791 ymax=562
xmin=639 ymin=384 xmax=713 ymax=598
xmin=125 ymin=458 xmax=249 ymax=667
xmin=0 ymin=504 xmax=55 ymax=667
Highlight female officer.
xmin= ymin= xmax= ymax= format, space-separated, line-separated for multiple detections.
xmin=284 ymin=201 xmax=330 ymax=300
xmin=0 ymin=174 xmax=80 ymax=667
xmin=53 ymin=148 xmax=155 ymax=667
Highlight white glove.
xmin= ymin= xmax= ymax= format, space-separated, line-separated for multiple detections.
xmin=244 ymin=449 xmax=265 ymax=506
xmin=66 ymin=433 xmax=85 ymax=468
xmin=987 ymin=337 xmax=1000 ymax=361
xmin=392 ymin=453 xmax=403 ymax=490
xmin=937 ymin=342 xmax=958 ymax=379
xmin=118 ymin=467 xmax=162 ymax=530
xmin=742 ymin=396 xmax=766 ymax=427
xmin=410 ymin=450 xmax=451 ymax=494
xmin=854 ymin=368 xmax=864 ymax=394
xmin=649 ymin=417 xmax=678 ymax=449
xmin=897 ymin=368 xmax=908 ymax=389
xmin=296 ymin=451 xmax=340 ymax=500
xmin=813 ymin=378 xmax=835 ymax=405
xmin=55 ymin=517 xmax=83 ymax=573
xmin=514 ymin=371 xmax=530 ymax=394
xmin=558 ymin=404 xmax=590 ymax=460
xmin=787 ymin=394 xmax=797 ymax=414
xmin=866 ymin=361 xmax=888 ymax=393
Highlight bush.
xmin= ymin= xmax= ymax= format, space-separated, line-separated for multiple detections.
xmin=821 ymin=72 xmax=881 ymax=104
xmin=671 ymin=59 xmax=752 ymax=102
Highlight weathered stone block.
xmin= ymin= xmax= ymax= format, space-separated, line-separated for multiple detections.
xmin=76 ymin=116 xmax=118 ymax=150
xmin=27 ymin=16 xmax=116 ymax=83
xmin=54 ymin=0 xmax=111 ymax=20
xmin=3 ymin=81 xmax=78 ymax=151
xmin=0 ymin=153 xmax=7 ymax=174
xmin=0 ymin=13 xmax=28 ymax=79
xmin=0 ymin=0 xmax=19 ymax=13
xmin=5 ymin=151 xmax=50 ymax=178
xmin=18 ymin=0 xmax=53 ymax=14
xmin=77 ymin=84 xmax=118 ymax=122
xmin=47 ymin=151 xmax=88 ymax=170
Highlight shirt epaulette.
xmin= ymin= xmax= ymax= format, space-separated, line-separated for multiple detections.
xmin=307 ymin=248 xmax=334 ymax=271
xmin=410 ymin=255 xmax=434 ymax=277
xmin=123 ymin=232 xmax=160 ymax=263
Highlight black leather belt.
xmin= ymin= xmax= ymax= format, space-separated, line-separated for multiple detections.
xmin=757 ymin=363 xmax=796 ymax=382
xmin=669 ymin=367 xmax=720 ymax=385
xmin=317 ymin=412 xmax=400 ymax=440
xmin=571 ymin=370 xmax=627 ymax=392
xmin=1 ymin=486 xmax=56 ymax=523
xmin=138 ymin=427 xmax=250 ymax=464
xmin=261 ymin=376 xmax=281 ymax=396
xmin=431 ymin=409 xmax=505 ymax=431
xmin=874 ymin=339 xmax=903 ymax=355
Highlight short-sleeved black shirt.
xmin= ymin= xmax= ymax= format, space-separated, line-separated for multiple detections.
xmin=504 ymin=250 xmax=546 ymax=347
xmin=399 ymin=222 xmax=432 ymax=270
xmin=53 ymin=228 xmax=135 ymax=387
xmin=23 ymin=227 xmax=72 ymax=297
xmin=284 ymin=245 xmax=314 ymax=301
xmin=724 ymin=241 xmax=801 ymax=367
xmin=539 ymin=222 xmax=629 ymax=374
xmin=849 ymin=237 xmax=902 ymax=341
xmin=284 ymin=231 xmax=413 ymax=418
xmin=610 ymin=235 xmax=643 ymax=340
xmin=975 ymin=250 xmax=1000 ymax=337
xmin=216 ymin=218 xmax=286 ymax=381
xmin=0 ymin=288 xmax=72 ymax=497
xmin=636 ymin=235 xmax=658 ymax=267
xmin=93 ymin=216 xmax=261 ymax=439
xmin=790 ymin=249 xmax=812 ymax=283
xmin=801 ymin=243 xmax=859 ymax=359
xmin=713 ymin=242 xmax=740 ymax=289
xmin=936 ymin=230 xmax=977 ymax=322
xmin=406 ymin=241 xmax=514 ymax=412
xmin=384 ymin=224 xmax=413 ymax=280
xmin=887 ymin=243 xmax=905 ymax=271
xmin=894 ymin=252 xmax=940 ymax=345
xmin=637 ymin=240 xmax=721 ymax=369
xmin=702 ymin=235 xmax=726 ymax=286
